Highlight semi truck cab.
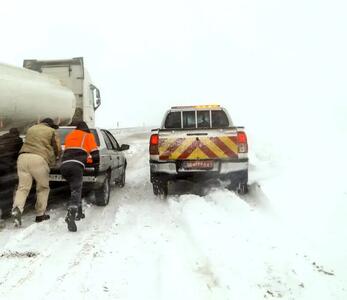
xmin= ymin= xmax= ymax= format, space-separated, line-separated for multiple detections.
xmin=23 ymin=57 xmax=101 ymax=127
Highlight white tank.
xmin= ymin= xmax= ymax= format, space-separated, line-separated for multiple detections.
xmin=0 ymin=63 xmax=76 ymax=132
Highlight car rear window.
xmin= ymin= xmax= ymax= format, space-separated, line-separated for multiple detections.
xmin=57 ymin=128 xmax=100 ymax=146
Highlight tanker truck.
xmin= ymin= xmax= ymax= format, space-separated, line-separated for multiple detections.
xmin=0 ymin=57 xmax=102 ymax=218
xmin=0 ymin=57 xmax=101 ymax=133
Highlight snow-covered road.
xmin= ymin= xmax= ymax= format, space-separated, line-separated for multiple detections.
xmin=0 ymin=128 xmax=346 ymax=300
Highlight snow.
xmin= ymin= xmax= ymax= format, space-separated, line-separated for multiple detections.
xmin=1 ymin=111 xmax=347 ymax=300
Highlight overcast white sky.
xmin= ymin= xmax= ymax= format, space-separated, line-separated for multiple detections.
xmin=1 ymin=0 xmax=346 ymax=129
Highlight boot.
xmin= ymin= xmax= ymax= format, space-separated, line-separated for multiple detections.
xmin=65 ymin=208 xmax=77 ymax=232
xmin=35 ymin=214 xmax=50 ymax=223
xmin=75 ymin=206 xmax=85 ymax=221
xmin=12 ymin=207 xmax=22 ymax=227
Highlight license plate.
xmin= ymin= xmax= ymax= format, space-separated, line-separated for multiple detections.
xmin=49 ymin=174 xmax=96 ymax=182
xmin=183 ymin=160 xmax=214 ymax=170
xmin=49 ymin=174 xmax=65 ymax=182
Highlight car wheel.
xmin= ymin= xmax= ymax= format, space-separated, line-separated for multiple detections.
xmin=95 ymin=173 xmax=111 ymax=206
xmin=117 ymin=166 xmax=126 ymax=188
xmin=84 ymin=189 xmax=95 ymax=204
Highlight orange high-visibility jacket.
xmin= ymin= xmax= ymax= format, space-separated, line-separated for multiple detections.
xmin=64 ymin=130 xmax=98 ymax=153
xmin=61 ymin=129 xmax=99 ymax=167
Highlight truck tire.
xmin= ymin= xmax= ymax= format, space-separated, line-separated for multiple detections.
xmin=95 ymin=174 xmax=111 ymax=206
xmin=152 ymin=179 xmax=168 ymax=198
xmin=237 ymin=183 xmax=249 ymax=195
xmin=0 ymin=182 xmax=17 ymax=219
xmin=0 ymin=207 xmax=11 ymax=219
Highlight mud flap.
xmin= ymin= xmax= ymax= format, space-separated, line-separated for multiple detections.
xmin=227 ymin=170 xmax=248 ymax=194
xmin=152 ymin=177 xmax=168 ymax=198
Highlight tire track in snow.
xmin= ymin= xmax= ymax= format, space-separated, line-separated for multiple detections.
xmin=167 ymin=188 xmax=322 ymax=299
xmin=0 ymin=188 xmax=122 ymax=299
xmin=127 ymin=133 xmax=226 ymax=299
xmin=41 ymin=197 xmax=123 ymax=299
xmin=69 ymin=131 xmax=224 ymax=299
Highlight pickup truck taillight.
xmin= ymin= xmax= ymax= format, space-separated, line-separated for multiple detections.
xmin=149 ymin=134 xmax=159 ymax=155
xmin=237 ymin=131 xmax=248 ymax=153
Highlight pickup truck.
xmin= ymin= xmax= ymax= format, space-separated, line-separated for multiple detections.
xmin=149 ymin=105 xmax=248 ymax=196
xmin=50 ymin=127 xmax=129 ymax=206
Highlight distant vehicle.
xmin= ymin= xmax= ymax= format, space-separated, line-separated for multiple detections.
xmin=0 ymin=57 xmax=101 ymax=133
xmin=50 ymin=127 xmax=129 ymax=206
xmin=149 ymin=105 xmax=249 ymax=196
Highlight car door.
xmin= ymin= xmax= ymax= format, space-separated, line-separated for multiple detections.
xmin=100 ymin=130 xmax=118 ymax=181
xmin=105 ymin=131 xmax=123 ymax=180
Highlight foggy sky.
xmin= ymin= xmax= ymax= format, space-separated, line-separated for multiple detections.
xmin=1 ymin=0 xmax=346 ymax=129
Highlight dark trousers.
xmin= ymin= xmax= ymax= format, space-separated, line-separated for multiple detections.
xmin=60 ymin=162 xmax=84 ymax=210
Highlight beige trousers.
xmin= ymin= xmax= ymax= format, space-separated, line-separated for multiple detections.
xmin=13 ymin=153 xmax=50 ymax=216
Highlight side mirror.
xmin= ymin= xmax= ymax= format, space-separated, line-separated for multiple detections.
xmin=95 ymin=89 xmax=101 ymax=108
xmin=119 ymin=144 xmax=130 ymax=151
xmin=90 ymin=84 xmax=101 ymax=110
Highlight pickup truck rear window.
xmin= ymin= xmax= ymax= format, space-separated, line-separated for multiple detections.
xmin=211 ymin=110 xmax=229 ymax=128
xmin=197 ymin=111 xmax=210 ymax=128
xmin=183 ymin=111 xmax=196 ymax=129
xmin=57 ymin=128 xmax=100 ymax=146
xmin=165 ymin=112 xmax=181 ymax=129
xmin=164 ymin=109 xmax=230 ymax=129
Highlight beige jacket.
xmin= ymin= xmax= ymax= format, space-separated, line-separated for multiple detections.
xmin=20 ymin=123 xmax=62 ymax=167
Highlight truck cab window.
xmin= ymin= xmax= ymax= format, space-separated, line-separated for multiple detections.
xmin=197 ymin=111 xmax=210 ymax=128
xmin=165 ymin=112 xmax=181 ymax=129
xmin=211 ymin=110 xmax=229 ymax=128
xmin=183 ymin=111 xmax=196 ymax=129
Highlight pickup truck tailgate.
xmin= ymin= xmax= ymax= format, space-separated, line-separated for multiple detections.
xmin=158 ymin=130 xmax=239 ymax=161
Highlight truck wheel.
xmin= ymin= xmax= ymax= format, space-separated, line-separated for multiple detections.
xmin=237 ymin=183 xmax=249 ymax=195
xmin=0 ymin=207 xmax=11 ymax=219
xmin=227 ymin=170 xmax=248 ymax=194
xmin=95 ymin=174 xmax=111 ymax=206
xmin=152 ymin=180 xmax=168 ymax=198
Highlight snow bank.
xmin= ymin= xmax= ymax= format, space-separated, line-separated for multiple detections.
xmin=0 ymin=107 xmax=346 ymax=300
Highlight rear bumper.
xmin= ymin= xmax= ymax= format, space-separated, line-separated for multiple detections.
xmin=49 ymin=167 xmax=107 ymax=188
xmin=150 ymin=159 xmax=248 ymax=176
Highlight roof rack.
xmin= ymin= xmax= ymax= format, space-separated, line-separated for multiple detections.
xmin=171 ymin=104 xmax=221 ymax=109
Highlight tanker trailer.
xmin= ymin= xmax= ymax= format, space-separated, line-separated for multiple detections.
xmin=0 ymin=57 xmax=101 ymax=133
